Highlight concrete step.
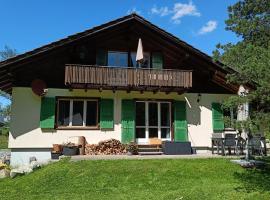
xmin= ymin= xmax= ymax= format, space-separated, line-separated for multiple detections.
xmin=139 ymin=151 xmax=164 ymax=155
xmin=138 ymin=144 xmax=162 ymax=148
xmin=138 ymin=148 xmax=163 ymax=152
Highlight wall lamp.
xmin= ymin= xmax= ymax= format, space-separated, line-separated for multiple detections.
xmin=197 ymin=93 xmax=201 ymax=103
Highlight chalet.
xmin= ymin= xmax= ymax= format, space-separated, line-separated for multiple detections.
xmin=0 ymin=14 xmax=240 ymax=165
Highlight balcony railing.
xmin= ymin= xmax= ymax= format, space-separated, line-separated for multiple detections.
xmin=65 ymin=64 xmax=192 ymax=89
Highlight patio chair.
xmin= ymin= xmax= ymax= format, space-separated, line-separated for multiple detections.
xmin=223 ymin=134 xmax=237 ymax=155
xmin=261 ymin=137 xmax=267 ymax=156
xmin=248 ymin=136 xmax=264 ymax=156
xmin=236 ymin=136 xmax=246 ymax=155
xmin=211 ymin=132 xmax=223 ymax=155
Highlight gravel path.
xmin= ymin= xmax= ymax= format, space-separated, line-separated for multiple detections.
xmin=71 ymin=153 xmax=241 ymax=161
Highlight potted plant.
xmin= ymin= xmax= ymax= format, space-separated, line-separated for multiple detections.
xmin=127 ymin=142 xmax=138 ymax=155
xmin=62 ymin=142 xmax=79 ymax=156
xmin=51 ymin=144 xmax=63 ymax=160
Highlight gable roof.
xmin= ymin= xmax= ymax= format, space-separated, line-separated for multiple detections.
xmin=0 ymin=13 xmax=236 ymax=93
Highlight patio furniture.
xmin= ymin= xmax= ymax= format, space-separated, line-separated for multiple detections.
xmin=261 ymin=137 xmax=267 ymax=156
xmin=223 ymin=134 xmax=237 ymax=155
xmin=149 ymin=138 xmax=162 ymax=145
xmin=51 ymin=152 xmax=62 ymax=160
xmin=62 ymin=145 xmax=79 ymax=156
xmin=191 ymin=147 xmax=197 ymax=154
xmin=211 ymin=132 xmax=224 ymax=155
xmin=162 ymin=141 xmax=192 ymax=155
xmin=236 ymin=136 xmax=246 ymax=155
xmin=248 ymin=136 xmax=264 ymax=156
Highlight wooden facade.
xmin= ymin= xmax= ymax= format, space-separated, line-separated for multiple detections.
xmin=0 ymin=14 xmax=239 ymax=94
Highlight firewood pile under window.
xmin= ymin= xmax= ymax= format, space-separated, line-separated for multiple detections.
xmin=85 ymin=139 xmax=127 ymax=155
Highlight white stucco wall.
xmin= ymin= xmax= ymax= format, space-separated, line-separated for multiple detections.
xmin=10 ymin=148 xmax=51 ymax=167
xmin=9 ymin=87 xmax=231 ymax=149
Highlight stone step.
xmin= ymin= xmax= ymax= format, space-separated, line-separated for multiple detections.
xmin=139 ymin=151 xmax=164 ymax=155
xmin=138 ymin=144 xmax=162 ymax=149
xmin=138 ymin=148 xmax=163 ymax=152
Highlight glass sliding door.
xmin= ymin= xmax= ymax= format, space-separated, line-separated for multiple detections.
xmin=148 ymin=102 xmax=158 ymax=139
xmin=135 ymin=102 xmax=147 ymax=143
xmin=160 ymin=103 xmax=171 ymax=139
xmin=135 ymin=101 xmax=171 ymax=144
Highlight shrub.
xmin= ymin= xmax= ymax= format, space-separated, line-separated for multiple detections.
xmin=1 ymin=127 xmax=9 ymax=136
xmin=127 ymin=142 xmax=138 ymax=155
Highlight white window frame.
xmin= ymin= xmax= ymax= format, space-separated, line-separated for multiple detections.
xmin=57 ymin=98 xmax=99 ymax=129
xmin=135 ymin=101 xmax=171 ymax=143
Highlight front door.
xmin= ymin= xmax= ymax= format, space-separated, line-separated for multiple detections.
xmin=135 ymin=101 xmax=171 ymax=144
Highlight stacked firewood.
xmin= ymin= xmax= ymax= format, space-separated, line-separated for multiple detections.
xmin=85 ymin=139 xmax=127 ymax=155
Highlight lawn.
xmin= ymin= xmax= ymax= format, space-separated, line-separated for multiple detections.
xmin=0 ymin=158 xmax=270 ymax=200
xmin=0 ymin=135 xmax=8 ymax=149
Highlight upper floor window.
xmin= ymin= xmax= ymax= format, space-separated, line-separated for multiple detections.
xmin=130 ymin=52 xmax=150 ymax=68
xmin=96 ymin=50 xmax=159 ymax=68
xmin=108 ymin=51 xmax=128 ymax=67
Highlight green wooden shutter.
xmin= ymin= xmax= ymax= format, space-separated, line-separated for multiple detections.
xmin=121 ymin=100 xmax=135 ymax=144
xmin=212 ymin=103 xmax=224 ymax=132
xmin=100 ymin=99 xmax=114 ymax=129
xmin=152 ymin=52 xmax=163 ymax=69
xmin=174 ymin=101 xmax=188 ymax=141
xmin=96 ymin=49 xmax=107 ymax=66
xmin=40 ymin=97 xmax=56 ymax=129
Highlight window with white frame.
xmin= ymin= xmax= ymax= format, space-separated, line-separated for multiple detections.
xmin=57 ymin=99 xmax=98 ymax=128
xmin=135 ymin=101 xmax=171 ymax=141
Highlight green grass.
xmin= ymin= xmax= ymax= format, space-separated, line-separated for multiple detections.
xmin=0 ymin=158 xmax=270 ymax=200
xmin=0 ymin=135 xmax=8 ymax=149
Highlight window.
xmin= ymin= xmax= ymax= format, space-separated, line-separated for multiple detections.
xmin=57 ymin=99 xmax=98 ymax=128
xmin=135 ymin=101 xmax=171 ymax=141
xmin=160 ymin=103 xmax=170 ymax=139
xmin=86 ymin=101 xmax=98 ymax=126
xmin=108 ymin=51 xmax=128 ymax=67
xmin=106 ymin=51 xmax=151 ymax=68
xmin=58 ymin=100 xmax=70 ymax=126
xmin=130 ymin=52 xmax=150 ymax=68
xmin=223 ymin=107 xmax=237 ymax=128
xmin=72 ymin=101 xmax=84 ymax=126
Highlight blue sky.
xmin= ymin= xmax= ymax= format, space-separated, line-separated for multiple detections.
xmin=0 ymin=0 xmax=240 ymax=106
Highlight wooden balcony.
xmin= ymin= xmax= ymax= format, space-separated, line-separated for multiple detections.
xmin=65 ymin=64 xmax=192 ymax=92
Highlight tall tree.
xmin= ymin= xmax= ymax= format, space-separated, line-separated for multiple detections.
xmin=213 ymin=0 xmax=270 ymax=137
xmin=225 ymin=0 xmax=270 ymax=48
xmin=0 ymin=45 xmax=17 ymax=61
xmin=0 ymin=45 xmax=17 ymax=121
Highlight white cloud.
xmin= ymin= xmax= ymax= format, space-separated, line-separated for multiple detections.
xmin=127 ymin=7 xmax=141 ymax=15
xmin=151 ymin=6 xmax=170 ymax=16
xmin=198 ymin=20 xmax=217 ymax=34
xmin=172 ymin=1 xmax=201 ymax=23
xmin=150 ymin=1 xmax=200 ymax=24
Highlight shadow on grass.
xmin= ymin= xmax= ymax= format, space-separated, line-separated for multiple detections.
xmin=234 ymin=157 xmax=270 ymax=193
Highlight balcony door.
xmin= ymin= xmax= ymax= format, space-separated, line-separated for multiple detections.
xmin=135 ymin=101 xmax=171 ymax=144
xmin=130 ymin=52 xmax=150 ymax=68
